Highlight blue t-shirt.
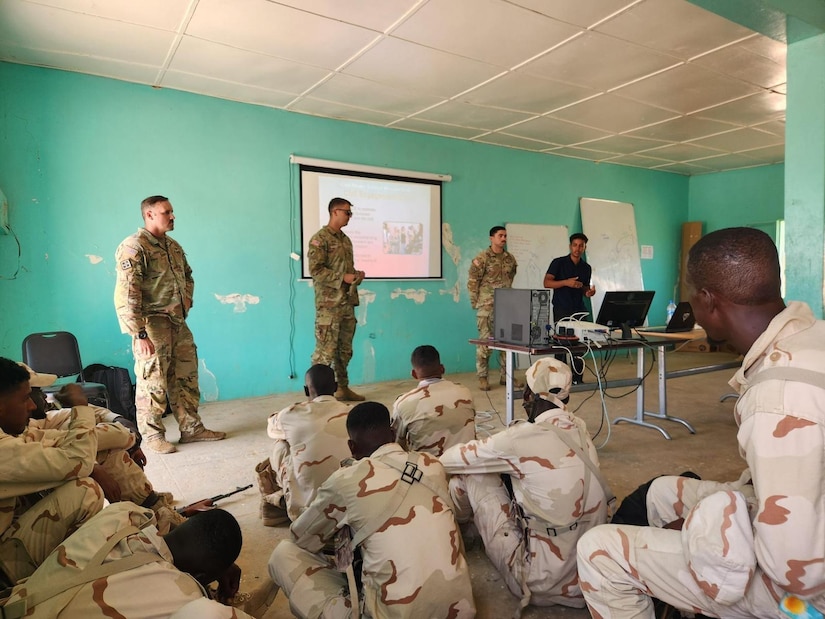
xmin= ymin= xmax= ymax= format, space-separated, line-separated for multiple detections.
xmin=547 ymin=254 xmax=591 ymax=311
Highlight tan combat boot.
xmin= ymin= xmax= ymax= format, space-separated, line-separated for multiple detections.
xmin=145 ymin=435 xmax=177 ymax=454
xmin=179 ymin=427 xmax=226 ymax=443
xmin=255 ymin=459 xmax=290 ymax=527
xmin=334 ymin=386 xmax=365 ymax=401
xmin=479 ymin=377 xmax=490 ymax=391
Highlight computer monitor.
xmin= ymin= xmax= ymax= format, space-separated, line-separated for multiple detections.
xmin=596 ymin=291 xmax=656 ymax=339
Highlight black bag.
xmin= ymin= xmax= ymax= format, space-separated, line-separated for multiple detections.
xmin=79 ymin=364 xmax=137 ymax=424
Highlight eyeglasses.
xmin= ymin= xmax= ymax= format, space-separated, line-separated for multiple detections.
xmin=336 ymin=209 xmax=353 ymax=217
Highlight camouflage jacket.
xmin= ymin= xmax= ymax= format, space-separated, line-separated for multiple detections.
xmin=290 ymin=442 xmax=476 ymax=618
xmin=467 ymin=247 xmax=517 ymax=313
xmin=114 ymin=228 xmax=194 ymax=335
xmin=4 ymin=502 xmax=255 ymax=618
xmin=267 ymin=395 xmax=351 ymax=521
xmin=308 ymin=226 xmax=359 ymax=310
xmin=392 ymin=378 xmax=477 ymax=457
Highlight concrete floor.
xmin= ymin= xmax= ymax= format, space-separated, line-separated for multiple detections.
xmin=143 ymin=348 xmax=743 ymax=618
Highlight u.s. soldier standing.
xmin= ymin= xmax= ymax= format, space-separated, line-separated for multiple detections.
xmin=114 ymin=195 xmax=225 ymax=454
xmin=308 ymin=197 xmax=366 ymax=402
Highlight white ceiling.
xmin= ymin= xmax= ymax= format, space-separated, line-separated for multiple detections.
xmin=0 ymin=0 xmax=787 ymax=175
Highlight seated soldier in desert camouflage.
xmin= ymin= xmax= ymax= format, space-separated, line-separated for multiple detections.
xmin=0 ymin=358 xmax=103 ymax=585
xmin=269 ymin=401 xmax=476 ymax=618
xmin=391 ymin=344 xmax=476 ymax=456
xmin=23 ymin=365 xmax=183 ymax=535
xmin=440 ymin=357 xmax=611 ymax=612
xmin=255 ymin=364 xmax=350 ymax=526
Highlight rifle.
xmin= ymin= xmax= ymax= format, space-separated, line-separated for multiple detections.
xmin=177 ymin=484 xmax=253 ymax=516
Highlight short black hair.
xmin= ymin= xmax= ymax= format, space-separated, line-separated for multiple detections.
xmin=0 ymin=357 xmax=30 ymax=397
xmin=346 ymin=401 xmax=391 ymax=435
xmin=489 ymin=226 xmax=506 ymax=237
xmin=184 ymin=508 xmax=242 ymax=572
xmin=141 ymin=195 xmax=169 ymax=215
xmin=411 ymin=345 xmax=440 ymax=368
xmin=305 ymin=364 xmax=336 ymax=395
xmin=570 ymin=233 xmax=588 ymax=244
xmin=328 ymin=197 xmax=352 ymax=213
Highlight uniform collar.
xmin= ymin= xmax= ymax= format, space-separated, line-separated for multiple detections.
xmin=312 ymin=394 xmax=339 ymax=403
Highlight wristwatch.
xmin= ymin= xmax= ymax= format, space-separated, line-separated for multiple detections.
xmin=136 ymin=330 xmax=148 ymax=340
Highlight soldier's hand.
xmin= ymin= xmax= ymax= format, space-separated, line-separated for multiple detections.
xmin=56 ymin=383 xmax=88 ymax=407
xmin=91 ymin=464 xmax=122 ymax=502
xmin=215 ymin=563 xmax=242 ymax=604
xmin=134 ymin=337 xmax=155 ymax=357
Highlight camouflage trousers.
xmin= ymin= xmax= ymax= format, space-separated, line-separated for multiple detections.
xmin=1 ymin=480 xmax=103 ymax=582
xmin=270 ymin=540 xmax=354 ymax=618
xmin=134 ymin=316 xmax=204 ymax=440
xmin=577 ymin=476 xmax=784 ymax=619
xmin=312 ymin=306 xmax=356 ymax=388
xmin=475 ymin=311 xmax=506 ymax=377
xmin=96 ymin=448 xmax=153 ymax=505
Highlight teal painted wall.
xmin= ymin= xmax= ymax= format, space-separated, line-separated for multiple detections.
xmin=688 ymin=164 xmax=785 ymax=232
xmin=0 ymin=62 xmax=688 ymax=401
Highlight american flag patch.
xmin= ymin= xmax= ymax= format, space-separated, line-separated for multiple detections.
xmin=310 ymin=239 xmax=320 ymax=247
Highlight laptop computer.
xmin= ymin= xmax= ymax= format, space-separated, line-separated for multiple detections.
xmin=641 ymin=302 xmax=696 ymax=333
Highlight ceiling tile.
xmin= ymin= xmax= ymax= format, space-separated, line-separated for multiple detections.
xmin=595 ymin=0 xmax=755 ymax=59
xmin=550 ymin=93 xmax=677 ymax=133
xmin=0 ymin=1 xmax=174 ymax=65
xmin=288 ymin=97 xmax=402 ymax=125
xmin=692 ymin=38 xmax=786 ymax=88
xmin=637 ymin=142 xmax=724 ymax=162
xmin=268 ymin=0 xmax=419 ymax=32
xmin=546 ymin=146 xmax=618 ymax=161
xmin=603 ymin=153 xmax=676 ymax=167
xmin=653 ymin=161 xmax=713 ymax=175
xmin=685 ymin=152 xmax=768 ymax=171
xmin=616 ymin=63 xmax=761 ymax=115
xmin=739 ymin=143 xmax=784 ymax=164
xmin=391 ymin=118 xmax=484 ymax=139
xmin=186 ymin=0 xmax=378 ymax=69
xmin=575 ymin=134 xmax=669 ymax=154
xmin=626 ymin=115 xmax=738 ymax=141
xmin=27 ymin=0 xmax=192 ymax=30
xmin=751 ymin=119 xmax=785 ymax=137
xmin=505 ymin=116 xmax=611 ymax=144
xmin=688 ymin=127 xmax=782 ymax=152
xmin=307 ymin=73 xmax=444 ymax=116
xmin=739 ymin=35 xmax=787 ymax=65
xmin=343 ymin=37 xmax=503 ymax=98
xmin=463 ymin=71 xmax=597 ymax=114
xmin=163 ymin=70 xmax=297 ymax=107
xmin=695 ymin=91 xmax=786 ymax=125
xmin=522 ymin=31 xmax=681 ymax=91
xmin=414 ymin=101 xmax=534 ymax=130
xmin=170 ymin=37 xmax=331 ymax=94
xmin=392 ymin=0 xmax=581 ymax=67
xmin=508 ymin=0 xmax=639 ymax=28
xmin=475 ymin=133 xmax=557 ymax=150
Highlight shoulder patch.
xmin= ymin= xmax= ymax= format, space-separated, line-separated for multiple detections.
xmin=472 ymin=258 xmax=481 ymax=267
xmin=121 ymin=246 xmax=138 ymax=258
xmin=310 ymin=239 xmax=321 ymax=247
xmin=120 ymin=260 xmax=132 ymax=270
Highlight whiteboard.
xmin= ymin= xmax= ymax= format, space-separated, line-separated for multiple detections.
xmin=505 ymin=223 xmax=569 ymax=290
xmin=580 ymin=198 xmax=645 ymax=320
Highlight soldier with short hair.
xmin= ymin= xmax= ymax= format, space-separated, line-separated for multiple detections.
xmin=269 ymin=401 xmax=476 ymax=618
xmin=115 ymin=195 xmax=225 ymax=454
xmin=391 ymin=344 xmax=476 ymax=456
xmin=308 ymin=197 xmax=366 ymax=402
xmin=467 ymin=225 xmax=522 ymax=391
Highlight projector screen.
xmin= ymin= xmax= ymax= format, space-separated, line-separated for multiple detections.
xmin=300 ymin=164 xmax=443 ymax=279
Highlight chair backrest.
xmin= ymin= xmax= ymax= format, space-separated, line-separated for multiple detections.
xmin=22 ymin=331 xmax=85 ymax=379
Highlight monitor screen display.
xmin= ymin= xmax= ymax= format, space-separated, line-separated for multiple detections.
xmin=596 ymin=291 xmax=656 ymax=337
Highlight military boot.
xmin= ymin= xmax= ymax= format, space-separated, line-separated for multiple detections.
xmin=179 ymin=427 xmax=226 ymax=443
xmin=255 ymin=459 xmax=289 ymax=527
xmin=334 ymin=386 xmax=365 ymax=401
xmin=479 ymin=377 xmax=490 ymax=391
xmin=145 ymin=435 xmax=177 ymax=454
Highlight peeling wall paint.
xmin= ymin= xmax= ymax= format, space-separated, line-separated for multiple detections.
xmin=390 ymin=288 xmax=429 ymax=304
xmin=439 ymin=282 xmax=461 ymax=303
xmin=356 ymin=289 xmax=376 ymax=326
xmin=199 ymin=358 xmax=219 ymax=402
xmin=214 ymin=293 xmax=260 ymax=313
xmin=85 ymin=254 xmax=103 ymax=264
xmin=442 ymin=223 xmax=461 ymax=266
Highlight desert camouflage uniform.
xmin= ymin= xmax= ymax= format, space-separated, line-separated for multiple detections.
xmin=3 ymin=502 xmax=255 ymax=618
xmin=392 ymin=378 xmax=477 ymax=456
xmin=577 ymin=301 xmax=825 ymax=618
xmin=441 ymin=409 xmax=609 ymax=608
xmin=0 ymin=406 xmax=102 ymax=582
xmin=467 ymin=247 xmax=517 ymax=377
xmin=263 ymin=395 xmax=351 ymax=521
xmin=115 ymin=228 xmax=205 ymax=440
xmin=308 ymin=225 xmax=360 ymax=388
xmin=269 ymin=443 xmax=476 ymax=619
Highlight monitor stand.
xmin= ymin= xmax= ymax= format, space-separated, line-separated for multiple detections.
xmin=620 ymin=322 xmax=633 ymax=340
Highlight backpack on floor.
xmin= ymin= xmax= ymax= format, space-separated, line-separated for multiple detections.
xmin=79 ymin=364 xmax=137 ymax=424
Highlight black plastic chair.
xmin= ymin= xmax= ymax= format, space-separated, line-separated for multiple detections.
xmin=22 ymin=331 xmax=108 ymax=408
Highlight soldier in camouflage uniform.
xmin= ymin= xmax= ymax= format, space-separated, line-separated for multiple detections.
xmin=0 ymin=361 xmax=103 ymax=585
xmin=255 ymin=364 xmax=350 ymax=526
xmin=308 ymin=197 xmax=366 ymax=402
xmin=3 ymin=501 xmax=255 ymax=618
xmin=577 ymin=228 xmax=825 ymax=618
xmin=391 ymin=344 xmax=476 ymax=456
xmin=269 ymin=401 xmax=476 ymax=619
xmin=114 ymin=195 xmax=225 ymax=455
xmin=441 ymin=357 xmax=610 ymax=612
xmin=467 ymin=225 xmax=522 ymax=391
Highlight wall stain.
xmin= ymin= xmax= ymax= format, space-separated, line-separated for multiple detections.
xmin=214 ymin=293 xmax=260 ymax=313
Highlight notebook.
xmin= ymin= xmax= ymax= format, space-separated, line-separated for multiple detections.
xmin=641 ymin=302 xmax=696 ymax=333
